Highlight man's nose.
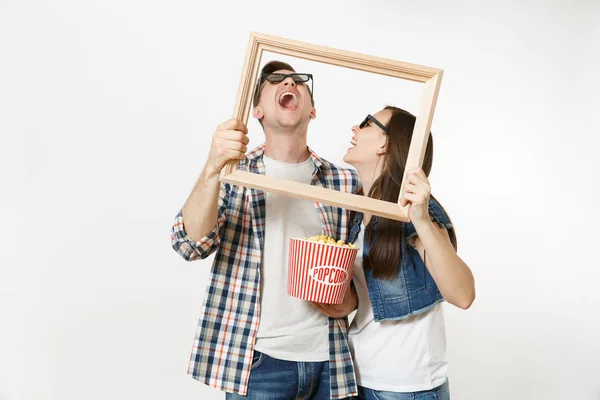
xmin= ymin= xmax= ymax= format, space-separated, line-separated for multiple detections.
xmin=282 ymin=77 xmax=296 ymax=87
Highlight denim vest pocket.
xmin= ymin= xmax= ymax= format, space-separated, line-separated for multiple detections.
xmin=368 ymin=267 xmax=410 ymax=321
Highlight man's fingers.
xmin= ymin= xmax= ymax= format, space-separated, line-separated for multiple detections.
xmin=312 ymin=301 xmax=340 ymax=314
xmin=218 ymin=138 xmax=247 ymax=153
xmin=310 ymin=302 xmax=329 ymax=314
xmin=218 ymin=130 xmax=249 ymax=144
xmin=217 ymin=118 xmax=248 ymax=134
xmin=216 ymin=148 xmax=246 ymax=161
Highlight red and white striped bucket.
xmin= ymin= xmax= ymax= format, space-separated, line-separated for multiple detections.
xmin=288 ymin=238 xmax=358 ymax=304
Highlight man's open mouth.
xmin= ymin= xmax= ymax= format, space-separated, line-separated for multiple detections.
xmin=278 ymin=91 xmax=298 ymax=110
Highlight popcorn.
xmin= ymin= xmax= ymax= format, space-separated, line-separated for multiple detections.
xmin=305 ymin=235 xmax=357 ymax=248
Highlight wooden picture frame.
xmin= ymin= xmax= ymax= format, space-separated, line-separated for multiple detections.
xmin=220 ymin=32 xmax=443 ymax=222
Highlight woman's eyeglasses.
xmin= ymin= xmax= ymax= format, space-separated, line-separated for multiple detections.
xmin=360 ymin=114 xmax=388 ymax=133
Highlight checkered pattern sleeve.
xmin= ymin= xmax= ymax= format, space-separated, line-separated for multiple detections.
xmin=170 ymin=182 xmax=230 ymax=261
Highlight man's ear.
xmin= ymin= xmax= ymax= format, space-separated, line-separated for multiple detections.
xmin=252 ymin=107 xmax=264 ymax=121
xmin=309 ymin=107 xmax=317 ymax=120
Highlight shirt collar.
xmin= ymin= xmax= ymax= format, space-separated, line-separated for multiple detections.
xmin=247 ymin=143 xmax=324 ymax=170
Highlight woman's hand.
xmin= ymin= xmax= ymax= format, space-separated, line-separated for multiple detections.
xmin=311 ymin=279 xmax=358 ymax=318
xmin=399 ymin=167 xmax=431 ymax=224
xmin=401 ymin=168 xmax=476 ymax=310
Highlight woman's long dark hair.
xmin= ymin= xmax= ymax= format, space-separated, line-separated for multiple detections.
xmin=363 ymin=106 xmax=457 ymax=279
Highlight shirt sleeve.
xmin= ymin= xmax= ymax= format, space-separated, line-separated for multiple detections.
xmin=170 ymin=182 xmax=230 ymax=261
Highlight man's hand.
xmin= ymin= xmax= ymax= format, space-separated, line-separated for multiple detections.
xmin=311 ymin=279 xmax=358 ymax=318
xmin=206 ymin=118 xmax=250 ymax=175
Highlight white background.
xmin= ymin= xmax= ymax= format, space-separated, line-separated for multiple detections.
xmin=1 ymin=0 xmax=599 ymax=399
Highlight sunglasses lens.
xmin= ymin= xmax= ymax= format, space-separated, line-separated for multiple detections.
xmin=264 ymin=73 xmax=311 ymax=85
xmin=293 ymin=74 xmax=311 ymax=83
xmin=265 ymin=74 xmax=285 ymax=83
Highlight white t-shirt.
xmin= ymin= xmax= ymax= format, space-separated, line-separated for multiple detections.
xmin=348 ymin=226 xmax=448 ymax=392
xmin=253 ymin=155 xmax=329 ymax=362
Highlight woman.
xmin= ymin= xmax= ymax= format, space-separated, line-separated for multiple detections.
xmin=314 ymin=106 xmax=475 ymax=400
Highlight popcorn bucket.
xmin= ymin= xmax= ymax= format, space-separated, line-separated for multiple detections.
xmin=288 ymin=237 xmax=359 ymax=304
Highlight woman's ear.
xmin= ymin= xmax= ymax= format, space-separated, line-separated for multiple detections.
xmin=309 ymin=107 xmax=317 ymax=120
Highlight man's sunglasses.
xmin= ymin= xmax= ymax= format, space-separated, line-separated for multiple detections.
xmin=360 ymin=114 xmax=388 ymax=133
xmin=260 ymin=73 xmax=314 ymax=96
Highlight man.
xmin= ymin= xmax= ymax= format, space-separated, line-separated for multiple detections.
xmin=171 ymin=61 xmax=360 ymax=399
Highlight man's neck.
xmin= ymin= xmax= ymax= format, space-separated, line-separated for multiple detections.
xmin=263 ymin=128 xmax=310 ymax=163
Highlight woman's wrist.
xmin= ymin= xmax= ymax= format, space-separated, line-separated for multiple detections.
xmin=412 ymin=214 xmax=436 ymax=232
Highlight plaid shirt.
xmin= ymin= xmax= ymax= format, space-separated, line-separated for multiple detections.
xmin=171 ymin=144 xmax=361 ymax=398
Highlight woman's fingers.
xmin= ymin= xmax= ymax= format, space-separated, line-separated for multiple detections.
xmin=407 ymin=167 xmax=428 ymax=182
xmin=402 ymin=169 xmax=432 ymax=222
xmin=404 ymin=182 xmax=419 ymax=194
xmin=401 ymin=192 xmax=421 ymax=203
xmin=403 ymin=182 xmax=427 ymax=203
xmin=406 ymin=172 xmax=430 ymax=192
xmin=399 ymin=196 xmax=410 ymax=207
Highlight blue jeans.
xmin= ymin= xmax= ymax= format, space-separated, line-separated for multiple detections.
xmin=225 ymin=351 xmax=331 ymax=400
xmin=357 ymin=379 xmax=450 ymax=400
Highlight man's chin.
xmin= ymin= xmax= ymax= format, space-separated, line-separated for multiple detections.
xmin=277 ymin=116 xmax=305 ymax=129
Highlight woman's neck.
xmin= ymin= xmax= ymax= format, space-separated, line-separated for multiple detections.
xmin=356 ymin=160 xmax=384 ymax=198
xmin=356 ymin=160 xmax=384 ymax=225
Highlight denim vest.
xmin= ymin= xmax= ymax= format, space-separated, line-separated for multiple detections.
xmin=348 ymin=198 xmax=453 ymax=321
